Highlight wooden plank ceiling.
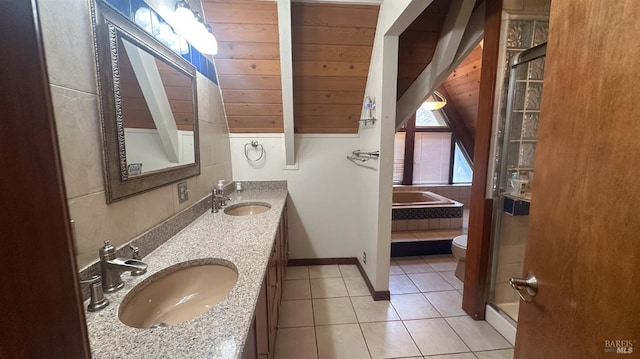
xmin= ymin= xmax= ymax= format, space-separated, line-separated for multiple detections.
xmin=203 ymin=0 xmax=378 ymax=134
xmin=396 ymin=0 xmax=449 ymax=100
xmin=395 ymin=0 xmax=482 ymax=159
xmin=440 ymin=44 xmax=483 ymax=135
xmin=203 ymin=0 xmax=282 ymax=133
xmin=291 ymin=3 xmax=378 ymax=133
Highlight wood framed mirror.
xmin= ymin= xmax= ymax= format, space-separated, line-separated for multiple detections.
xmin=91 ymin=0 xmax=200 ymax=203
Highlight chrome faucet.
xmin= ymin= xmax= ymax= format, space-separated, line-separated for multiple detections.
xmin=211 ymin=188 xmax=231 ymax=213
xmin=99 ymin=241 xmax=148 ymax=293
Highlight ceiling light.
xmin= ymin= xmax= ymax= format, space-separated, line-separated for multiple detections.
xmin=423 ymin=91 xmax=447 ymax=110
xmin=172 ymin=1 xmax=218 ymax=55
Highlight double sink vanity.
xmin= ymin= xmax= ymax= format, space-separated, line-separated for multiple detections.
xmin=84 ymin=185 xmax=288 ymax=358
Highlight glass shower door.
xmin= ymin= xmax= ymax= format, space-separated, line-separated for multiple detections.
xmin=489 ymin=43 xmax=546 ymax=323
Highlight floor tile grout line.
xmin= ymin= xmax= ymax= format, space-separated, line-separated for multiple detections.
xmin=349 ymin=290 xmax=374 ymax=359
xmin=441 ymin=315 xmax=474 ymax=354
xmin=308 ymin=278 xmax=321 ymax=359
xmin=399 ymin=317 xmax=428 ymax=357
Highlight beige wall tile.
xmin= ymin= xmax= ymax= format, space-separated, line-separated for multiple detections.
xmin=133 ymin=185 xmax=175 ymax=234
xmin=38 ymin=0 xmax=97 ymax=93
xmin=41 ymin=5 xmax=233 ymax=270
xmin=50 ymin=86 xmax=103 ymax=199
xmin=70 ymin=191 xmax=138 ymax=268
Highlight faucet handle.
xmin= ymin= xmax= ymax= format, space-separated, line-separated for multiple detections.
xmin=129 ymin=244 xmax=141 ymax=259
xmin=80 ymin=275 xmax=109 ymax=312
xmin=128 ymin=244 xmax=147 ymax=276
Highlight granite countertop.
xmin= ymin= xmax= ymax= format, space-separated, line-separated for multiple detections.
xmin=84 ymin=186 xmax=288 ymax=358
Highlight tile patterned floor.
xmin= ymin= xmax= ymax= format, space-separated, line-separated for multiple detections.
xmin=276 ymin=257 xmax=513 ymax=359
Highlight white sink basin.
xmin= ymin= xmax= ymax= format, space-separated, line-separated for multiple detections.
xmin=119 ymin=261 xmax=238 ymax=329
xmin=224 ymin=202 xmax=271 ymax=216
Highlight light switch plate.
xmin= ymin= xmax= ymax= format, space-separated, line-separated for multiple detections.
xmin=178 ymin=182 xmax=188 ymax=204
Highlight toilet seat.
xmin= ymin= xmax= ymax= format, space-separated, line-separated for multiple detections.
xmin=452 ymin=235 xmax=467 ymax=249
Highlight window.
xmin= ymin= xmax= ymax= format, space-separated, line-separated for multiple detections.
xmin=393 ymin=103 xmax=473 ymax=185
xmin=413 ymin=132 xmax=452 ymax=184
xmin=453 ymin=143 xmax=473 ymax=183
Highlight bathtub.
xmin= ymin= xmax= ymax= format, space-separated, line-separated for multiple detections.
xmin=391 ymin=190 xmax=463 ymax=229
xmin=393 ymin=191 xmax=456 ymax=207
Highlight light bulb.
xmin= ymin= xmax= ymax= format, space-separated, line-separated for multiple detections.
xmin=173 ymin=1 xmax=194 ymax=33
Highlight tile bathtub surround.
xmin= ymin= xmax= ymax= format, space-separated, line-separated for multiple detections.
xmin=84 ymin=186 xmax=288 ymax=358
xmin=276 ymin=259 xmax=512 ymax=359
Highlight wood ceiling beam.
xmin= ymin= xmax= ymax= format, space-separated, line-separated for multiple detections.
xmin=395 ymin=0 xmax=485 ymax=129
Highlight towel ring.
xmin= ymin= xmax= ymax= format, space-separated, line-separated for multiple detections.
xmin=244 ymin=140 xmax=265 ymax=162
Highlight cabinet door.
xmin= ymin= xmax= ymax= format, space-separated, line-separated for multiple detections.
xmin=269 ymin=293 xmax=280 ymax=357
xmin=241 ymin=318 xmax=257 ymax=359
xmin=255 ymin=281 xmax=270 ymax=358
xmin=267 ymin=248 xmax=278 ymax=312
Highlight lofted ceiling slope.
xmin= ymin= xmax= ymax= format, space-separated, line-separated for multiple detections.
xmin=440 ymin=43 xmax=483 ymax=136
xmin=204 ymin=0 xmax=283 ymax=133
xmin=396 ymin=0 xmax=449 ymax=100
xmin=203 ymin=0 xmax=378 ymax=134
xmin=292 ymin=3 xmax=378 ymax=133
xmin=395 ymin=1 xmax=483 ymax=160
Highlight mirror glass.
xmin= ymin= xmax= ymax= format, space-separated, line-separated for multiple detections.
xmin=92 ymin=1 xmax=200 ymax=203
xmin=118 ymin=37 xmax=196 ymax=174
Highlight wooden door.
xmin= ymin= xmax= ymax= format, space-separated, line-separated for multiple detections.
xmin=514 ymin=1 xmax=640 ymax=358
xmin=0 ymin=1 xmax=91 ymax=357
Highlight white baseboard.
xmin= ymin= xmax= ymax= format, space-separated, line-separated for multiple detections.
xmin=485 ymin=304 xmax=517 ymax=345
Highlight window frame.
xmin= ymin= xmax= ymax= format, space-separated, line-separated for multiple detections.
xmin=397 ymin=113 xmax=468 ymax=185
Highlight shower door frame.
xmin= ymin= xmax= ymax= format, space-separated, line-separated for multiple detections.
xmin=488 ymin=43 xmax=547 ymax=323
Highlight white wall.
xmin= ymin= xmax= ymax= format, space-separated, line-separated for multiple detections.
xmin=355 ymin=0 xmax=428 ymax=290
xmin=230 ymin=1 xmax=428 ymax=292
xmin=124 ymin=129 xmax=195 ymax=173
xmin=230 ymin=134 xmax=362 ymax=259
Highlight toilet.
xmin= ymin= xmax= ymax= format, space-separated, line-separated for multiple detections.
xmin=451 ymin=235 xmax=468 ymax=281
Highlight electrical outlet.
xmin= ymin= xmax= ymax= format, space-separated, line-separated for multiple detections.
xmin=363 ymin=251 xmax=367 ymax=264
xmin=178 ymin=182 xmax=189 ymax=204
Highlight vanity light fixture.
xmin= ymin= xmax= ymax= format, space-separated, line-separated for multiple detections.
xmin=172 ymin=0 xmax=218 ymax=55
xmin=423 ymin=91 xmax=447 ymax=110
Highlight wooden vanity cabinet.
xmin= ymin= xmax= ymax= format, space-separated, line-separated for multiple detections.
xmin=242 ymin=208 xmax=288 ymax=359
